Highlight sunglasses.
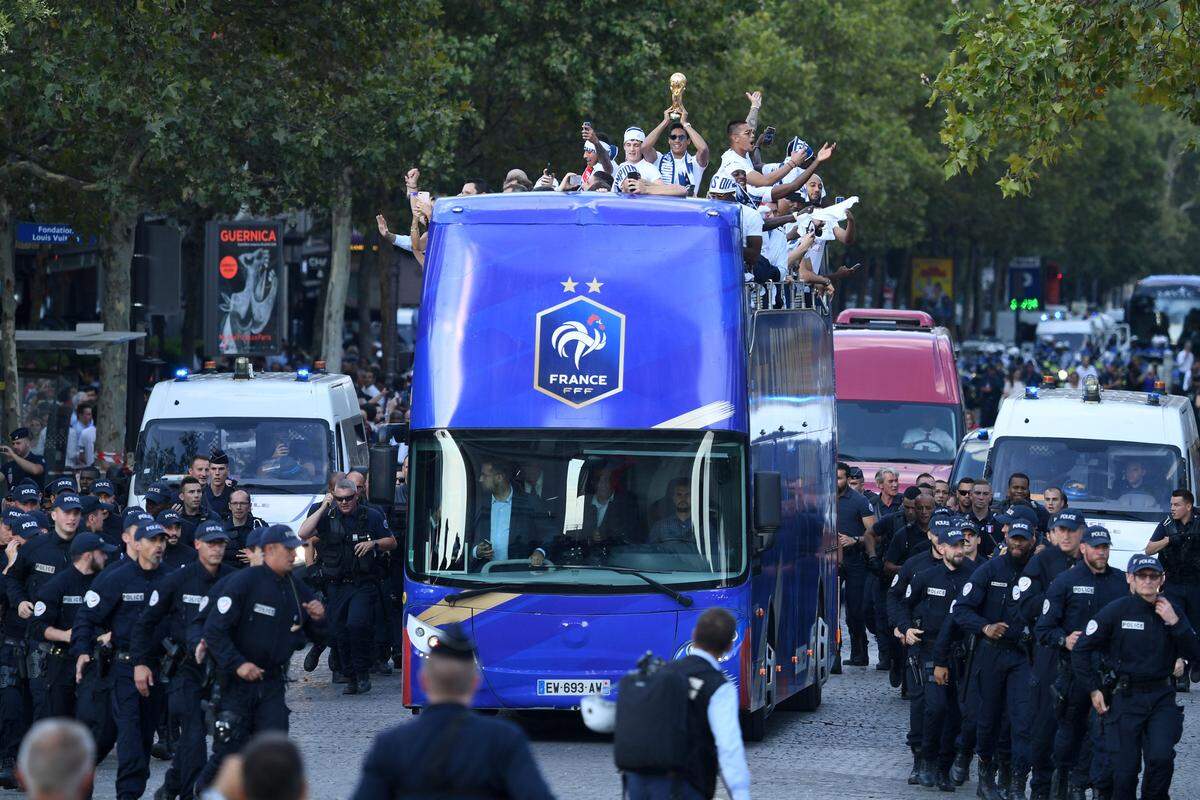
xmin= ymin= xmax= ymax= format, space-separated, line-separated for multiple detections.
xmin=668 ymin=134 xmax=688 ymax=141
xmin=333 ymin=494 xmax=356 ymax=503
xmin=958 ymin=490 xmax=971 ymax=496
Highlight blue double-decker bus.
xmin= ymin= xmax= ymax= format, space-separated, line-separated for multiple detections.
xmin=403 ymin=193 xmax=837 ymax=737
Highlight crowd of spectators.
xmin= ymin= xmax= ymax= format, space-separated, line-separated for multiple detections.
xmin=376 ymin=90 xmax=859 ymax=301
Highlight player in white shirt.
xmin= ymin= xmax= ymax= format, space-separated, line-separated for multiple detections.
xmin=640 ymin=107 xmax=709 ymax=197
xmin=615 ymin=126 xmax=687 ymax=197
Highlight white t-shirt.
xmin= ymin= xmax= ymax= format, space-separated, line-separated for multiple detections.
xmin=738 ymin=205 xmax=763 ymax=247
xmin=615 ymin=160 xmax=662 ymax=183
xmin=789 ymin=214 xmax=833 ymax=274
xmin=719 ymin=148 xmax=754 ymax=178
xmin=655 ymin=152 xmax=704 ymax=196
xmin=761 ymin=212 xmax=788 ymax=279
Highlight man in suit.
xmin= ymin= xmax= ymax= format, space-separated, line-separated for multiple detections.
xmin=580 ymin=466 xmax=638 ymax=544
xmin=471 ymin=459 xmax=552 ymax=569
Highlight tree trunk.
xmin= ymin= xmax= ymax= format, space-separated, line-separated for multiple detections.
xmin=98 ymin=207 xmax=138 ymax=456
xmin=180 ymin=218 xmax=204 ymax=367
xmin=0 ymin=198 xmax=19 ymax=432
xmin=322 ymin=167 xmax=353 ymax=372
xmin=355 ymin=227 xmax=375 ymax=362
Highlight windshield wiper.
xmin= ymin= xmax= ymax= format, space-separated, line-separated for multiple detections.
xmin=445 ymin=583 xmax=524 ymax=604
xmin=547 ymin=565 xmax=694 ymax=607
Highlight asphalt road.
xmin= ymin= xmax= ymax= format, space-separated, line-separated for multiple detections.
xmin=89 ymin=646 xmax=1200 ymax=800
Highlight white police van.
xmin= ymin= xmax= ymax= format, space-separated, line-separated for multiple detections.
xmin=986 ymin=380 xmax=1199 ymax=571
xmin=130 ymin=360 xmax=369 ymax=527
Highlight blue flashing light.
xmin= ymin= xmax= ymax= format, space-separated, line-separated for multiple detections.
xmin=174 ymin=368 xmax=189 ymax=382
xmin=976 ymin=429 xmax=990 ymax=440
xmin=295 ymin=368 xmax=311 ymax=382
xmin=1147 ymin=392 xmax=1161 ymax=406
xmin=1024 ymin=386 xmax=1039 ymax=399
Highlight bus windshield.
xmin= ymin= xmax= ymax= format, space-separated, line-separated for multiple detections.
xmin=133 ymin=417 xmax=333 ymax=494
xmin=836 ymin=401 xmax=961 ymax=464
xmin=407 ymin=430 xmax=747 ymax=589
xmin=1129 ymin=282 xmax=1200 ymax=345
xmin=988 ymin=436 xmax=1182 ymax=520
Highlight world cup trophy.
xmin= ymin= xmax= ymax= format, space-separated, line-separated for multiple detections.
xmin=668 ymin=73 xmax=687 ymax=120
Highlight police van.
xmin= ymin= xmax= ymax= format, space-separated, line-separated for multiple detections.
xmin=986 ymin=380 xmax=1199 ymax=570
xmin=130 ymin=360 xmax=370 ymax=526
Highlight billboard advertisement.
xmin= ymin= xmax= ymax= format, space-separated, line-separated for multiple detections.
xmin=204 ymin=220 xmax=286 ymax=356
xmin=911 ymin=257 xmax=954 ymax=307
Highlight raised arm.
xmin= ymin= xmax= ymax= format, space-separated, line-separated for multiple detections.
xmin=640 ymin=109 xmax=673 ymax=164
xmin=583 ymin=125 xmax=613 ymax=175
xmin=744 ymin=91 xmax=762 ymax=130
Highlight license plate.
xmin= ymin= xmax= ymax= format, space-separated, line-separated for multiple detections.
xmin=536 ymin=678 xmax=611 ymax=696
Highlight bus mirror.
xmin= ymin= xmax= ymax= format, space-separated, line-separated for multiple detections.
xmin=367 ymin=445 xmax=398 ymax=507
xmin=754 ymin=471 xmax=782 ymax=551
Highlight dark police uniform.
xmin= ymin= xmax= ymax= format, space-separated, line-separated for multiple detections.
xmin=896 ymin=534 xmax=974 ymax=790
xmin=952 ymin=520 xmax=1036 ymax=799
xmin=836 ymin=486 xmax=874 ymax=664
xmin=197 ymin=529 xmax=323 ymax=791
xmin=223 ymin=514 xmax=267 ymax=570
xmin=348 ymin=623 xmax=555 ymax=800
xmin=1016 ymin=510 xmax=1084 ymax=799
xmin=868 ymin=507 xmax=911 ymax=674
xmin=7 ymin=498 xmax=79 ymax=722
xmin=1037 ymin=536 xmax=1126 ymax=799
xmin=1071 ymin=556 xmax=1200 ymax=800
xmin=202 ymin=483 xmax=232 ymax=520
xmin=1 ymin=428 xmax=46 ymax=490
xmin=0 ymin=517 xmax=38 ymax=786
xmin=1148 ymin=511 xmax=1200 ymax=634
xmin=70 ymin=523 xmax=168 ymax=800
xmin=132 ymin=526 xmax=233 ymax=800
xmin=311 ymin=503 xmax=392 ymax=692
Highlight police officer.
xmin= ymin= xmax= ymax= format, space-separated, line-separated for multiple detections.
xmin=1145 ymin=488 xmax=1200 ymax=683
xmin=144 ymin=483 xmax=173 ymax=519
xmin=297 ymin=477 xmax=396 ymax=694
xmin=835 ymin=462 xmax=876 ymax=666
xmin=868 ymin=487 xmax=922 ymax=681
xmin=966 ymin=480 xmax=1000 ymax=556
xmin=9 ymin=481 xmax=50 ymax=531
xmin=1038 ymin=525 xmax=1126 ymax=800
xmin=133 ymin=519 xmax=234 ymax=800
xmin=0 ymin=511 xmax=39 ymax=787
xmin=223 ymin=488 xmax=266 ymax=569
xmin=28 ymin=532 xmax=118 ymax=721
xmin=8 ymin=493 xmax=82 ymax=722
xmin=1072 ymin=554 xmax=1200 ymax=800
xmin=349 ymin=623 xmax=555 ymax=800
xmin=0 ymin=427 xmax=46 ymax=489
xmin=1002 ymin=473 xmax=1051 ymax=532
xmin=871 ymin=468 xmax=903 ymax=518
xmin=196 ymin=525 xmax=325 ymax=791
xmin=886 ymin=505 xmax=943 ymax=782
xmin=119 ymin=507 xmax=154 ymax=563
xmin=157 ymin=509 xmax=199 ymax=572
xmin=953 ymin=517 xmax=1036 ymax=800
xmin=898 ymin=526 xmax=974 ymax=790
xmin=79 ymin=494 xmax=114 ymax=537
xmin=202 ymin=450 xmax=233 ymax=519
xmin=93 ymin=478 xmax=125 ymax=544
xmin=1018 ymin=509 xmax=1085 ymax=800
xmin=70 ymin=519 xmax=168 ymax=800
xmin=175 ymin=477 xmax=214 ymax=547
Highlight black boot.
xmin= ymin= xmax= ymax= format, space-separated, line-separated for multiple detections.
xmin=1049 ymin=769 xmax=1067 ymax=800
xmin=938 ymin=766 xmax=957 ymax=793
xmin=1008 ymin=768 xmax=1029 ymax=800
xmin=889 ymin=653 xmax=904 ymax=687
xmin=919 ymin=758 xmax=938 ymax=788
xmin=1092 ymin=787 xmax=1112 ymax=800
xmin=331 ymin=670 xmax=348 ymax=684
xmin=1065 ymin=787 xmax=1086 ymax=800
xmin=342 ymin=677 xmax=360 ymax=695
xmin=357 ymin=676 xmax=372 ymax=694
xmin=909 ymin=753 xmax=922 ymax=785
xmin=1029 ymin=788 xmax=1048 ymax=800
xmin=996 ymin=761 xmax=1011 ymax=800
xmin=977 ymin=758 xmax=1003 ymax=800
xmin=950 ymin=750 xmax=972 ymax=785
xmin=0 ymin=757 xmax=16 ymax=790
xmin=303 ymin=643 xmax=325 ymax=672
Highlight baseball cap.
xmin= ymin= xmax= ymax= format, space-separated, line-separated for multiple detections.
xmin=14 ymin=482 xmax=40 ymax=502
xmin=1006 ymin=519 xmax=1035 ymax=540
xmin=11 ymin=514 xmax=40 ymax=538
xmin=69 ymin=532 xmax=119 ymax=558
xmin=195 ymin=520 xmax=230 ymax=543
xmin=931 ymin=516 xmax=954 ymax=536
xmin=1081 ymin=525 xmax=1112 ymax=546
xmin=785 ymin=137 xmax=813 ymax=162
xmin=1050 ymin=510 xmax=1086 ymax=531
xmin=2 ymin=509 xmax=25 ymax=528
xmin=257 ymin=524 xmax=302 ymax=549
xmin=48 ymin=477 xmax=77 ymax=496
xmin=8 ymin=427 xmax=30 ymax=442
xmin=938 ymin=529 xmax=965 ymax=546
xmin=92 ymin=479 xmax=116 ymax=496
xmin=847 ymin=466 xmax=864 ymax=480
xmin=708 ymin=174 xmax=737 ymax=196
xmin=245 ymin=527 xmax=264 ymax=549
xmin=51 ymin=493 xmax=83 ymax=511
xmin=78 ymin=495 xmax=114 ymax=515
xmin=1127 ymin=554 xmax=1164 ymax=574
xmin=958 ymin=517 xmax=980 ymax=534
xmin=156 ymin=510 xmax=183 ymax=527
xmin=996 ymin=504 xmax=1038 ymax=526
xmin=134 ymin=521 xmax=167 ymax=541
xmin=123 ymin=507 xmax=153 ymax=529
xmin=143 ymin=485 xmax=171 ymax=505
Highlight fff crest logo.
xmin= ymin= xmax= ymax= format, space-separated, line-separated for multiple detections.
xmin=534 ymin=279 xmax=625 ymax=408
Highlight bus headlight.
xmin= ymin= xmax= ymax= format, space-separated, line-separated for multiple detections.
xmin=406 ymin=614 xmax=448 ymax=657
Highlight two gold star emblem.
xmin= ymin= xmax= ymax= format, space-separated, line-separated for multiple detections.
xmin=561 ymin=276 xmax=603 ymax=294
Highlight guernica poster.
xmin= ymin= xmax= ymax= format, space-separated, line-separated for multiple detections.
xmin=204 ymin=220 xmax=287 ymax=356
